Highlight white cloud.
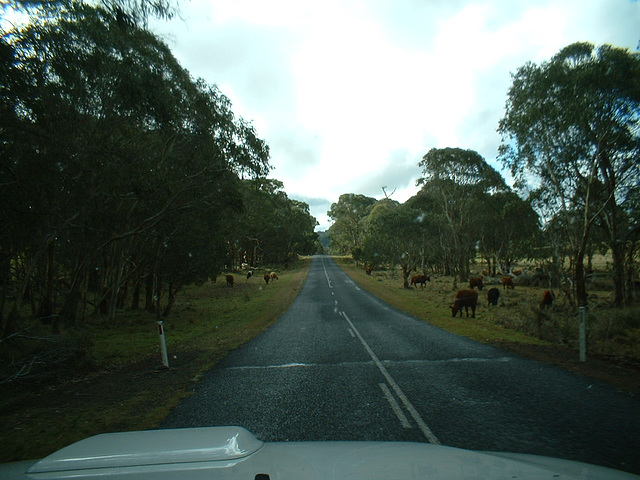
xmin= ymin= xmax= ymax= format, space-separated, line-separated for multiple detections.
xmin=151 ymin=0 xmax=640 ymax=230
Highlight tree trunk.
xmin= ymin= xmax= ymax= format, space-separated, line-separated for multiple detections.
xmin=59 ymin=264 xmax=84 ymax=328
xmin=131 ymin=280 xmax=140 ymax=310
xmin=38 ymin=238 xmax=55 ymax=322
xmin=162 ymin=283 xmax=179 ymax=317
xmin=145 ymin=273 xmax=155 ymax=312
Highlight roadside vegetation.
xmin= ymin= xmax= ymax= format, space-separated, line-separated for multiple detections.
xmin=336 ymin=257 xmax=640 ymax=379
xmin=0 ymin=258 xmax=310 ymax=463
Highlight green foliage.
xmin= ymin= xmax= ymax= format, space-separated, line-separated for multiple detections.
xmin=327 ymin=193 xmax=377 ymax=254
xmin=0 ymin=3 xmax=317 ymax=334
xmin=498 ymin=41 xmax=640 ymax=306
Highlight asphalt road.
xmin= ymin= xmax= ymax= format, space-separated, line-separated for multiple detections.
xmin=161 ymin=255 xmax=640 ymax=474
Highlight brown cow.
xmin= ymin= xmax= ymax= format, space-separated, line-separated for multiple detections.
xmin=410 ymin=274 xmax=430 ymax=288
xmin=501 ymin=276 xmax=514 ymax=289
xmin=263 ymin=273 xmax=270 ymax=284
xmin=226 ymin=274 xmax=234 ymax=287
xmin=270 ymin=272 xmax=279 ymax=281
xmin=540 ymin=289 xmax=554 ymax=309
xmin=469 ymin=276 xmax=484 ymax=290
xmin=450 ymin=289 xmax=478 ymax=318
xmin=365 ymin=266 xmax=372 ymax=275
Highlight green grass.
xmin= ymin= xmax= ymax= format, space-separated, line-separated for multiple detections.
xmin=1 ymin=259 xmax=311 ymax=463
xmin=334 ymin=257 xmax=640 ymax=361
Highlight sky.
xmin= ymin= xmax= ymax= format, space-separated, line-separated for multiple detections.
xmin=149 ymin=0 xmax=640 ymax=231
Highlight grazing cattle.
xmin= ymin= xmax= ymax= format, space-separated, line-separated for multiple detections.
xmin=501 ymin=276 xmax=514 ymax=289
xmin=487 ymin=287 xmax=500 ymax=307
xmin=263 ymin=273 xmax=270 ymax=284
xmin=365 ymin=266 xmax=372 ymax=275
xmin=410 ymin=274 xmax=430 ymax=288
xmin=246 ymin=271 xmax=253 ymax=282
xmin=225 ymin=274 xmax=234 ymax=287
xmin=270 ymin=272 xmax=279 ymax=281
xmin=469 ymin=276 xmax=484 ymax=290
xmin=540 ymin=289 xmax=554 ymax=309
xmin=450 ymin=289 xmax=478 ymax=318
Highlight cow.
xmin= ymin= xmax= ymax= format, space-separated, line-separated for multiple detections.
xmin=410 ymin=274 xmax=430 ymax=288
xmin=365 ymin=266 xmax=372 ymax=275
xmin=469 ymin=276 xmax=484 ymax=290
xmin=450 ymin=289 xmax=478 ymax=318
xmin=540 ymin=289 xmax=554 ymax=309
xmin=225 ymin=274 xmax=234 ymax=287
xmin=270 ymin=272 xmax=279 ymax=281
xmin=487 ymin=287 xmax=500 ymax=307
xmin=263 ymin=273 xmax=270 ymax=284
xmin=501 ymin=276 xmax=515 ymax=289
xmin=246 ymin=271 xmax=253 ymax=282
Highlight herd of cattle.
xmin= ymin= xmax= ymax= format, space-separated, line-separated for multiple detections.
xmin=225 ymin=271 xmax=279 ymax=287
xmin=404 ymin=271 xmax=554 ymax=319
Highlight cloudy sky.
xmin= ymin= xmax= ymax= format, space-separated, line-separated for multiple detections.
xmin=150 ymin=0 xmax=639 ymax=230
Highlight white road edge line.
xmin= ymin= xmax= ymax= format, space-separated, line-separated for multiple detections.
xmin=379 ymin=383 xmax=411 ymax=429
xmin=341 ymin=311 xmax=441 ymax=445
xmin=348 ymin=329 xmax=356 ymax=338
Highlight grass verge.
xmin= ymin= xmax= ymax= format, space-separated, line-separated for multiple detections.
xmin=334 ymin=257 xmax=640 ymax=394
xmin=1 ymin=259 xmax=310 ymax=463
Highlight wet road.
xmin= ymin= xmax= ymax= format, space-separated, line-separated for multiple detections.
xmin=162 ymin=256 xmax=640 ymax=474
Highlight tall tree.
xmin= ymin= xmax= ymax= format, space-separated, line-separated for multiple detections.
xmin=417 ymin=148 xmax=508 ymax=281
xmin=0 ymin=3 xmax=269 ymax=330
xmin=499 ymin=42 xmax=640 ymax=306
xmin=327 ymin=193 xmax=377 ymax=255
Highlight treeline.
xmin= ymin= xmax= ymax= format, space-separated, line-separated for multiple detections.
xmin=0 ymin=3 xmax=317 ymax=335
xmin=328 ymin=42 xmax=640 ymax=309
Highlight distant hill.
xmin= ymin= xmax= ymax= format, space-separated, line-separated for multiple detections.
xmin=316 ymin=230 xmax=329 ymax=248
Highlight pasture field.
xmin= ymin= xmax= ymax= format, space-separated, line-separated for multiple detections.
xmin=0 ymin=259 xmax=311 ymax=463
xmin=334 ymin=257 xmax=640 ymax=390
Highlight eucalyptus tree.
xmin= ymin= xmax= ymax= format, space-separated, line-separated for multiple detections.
xmin=477 ymin=191 xmax=540 ymax=275
xmin=0 ymin=3 xmax=269 ymax=330
xmin=327 ymin=193 xmax=377 ymax=255
xmin=234 ymin=179 xmax=317 ymax=266
xmin=417 ymin=148 xmax=508 ymax=281
xmin=499 ymin=42 xmax=640 ymax=306
xmin=362 ymin=199 xmax=429 ymax=288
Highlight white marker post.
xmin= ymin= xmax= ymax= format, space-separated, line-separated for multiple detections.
xmin=578 ymin=305 xmax=586 ymax=363
xmin=157 ymin=320 xmax=170 ymax=368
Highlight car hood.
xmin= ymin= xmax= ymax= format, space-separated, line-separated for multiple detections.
xmin=3 ymin=426 xmax=638 ymax=480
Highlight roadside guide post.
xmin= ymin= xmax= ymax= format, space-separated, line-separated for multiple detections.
xmin=157 ymin=320 xmax=170 ymax=368
xmin=578 ymin=305 xmax=586 ymax=362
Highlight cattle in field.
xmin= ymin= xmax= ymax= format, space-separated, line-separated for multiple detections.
xmin=469 ymin=276 xmax=484 ymax=290
xmin=226 ymin=274 xmax=234 ymax=287
xmin=246 ymin=271 xmax=253 ymax=282
xmin=410 ymin=274 xmax=430 ymax=288
xmin=487 ymin=287 xmax=500 ymax=306
xmin=450 ymin=289 xmax=478 ymax=318
xmin=263 ymin=273 xmax=270 ymax=284
xmin=270 ymin=272 xmax=279 ymax=281
xmin=540 ymin=289 xmax=554 ymax=309
xmin=365 ymin=266 xmax=372 ymax=275
xmin=502 ymin=276 xmax=515 ymax=289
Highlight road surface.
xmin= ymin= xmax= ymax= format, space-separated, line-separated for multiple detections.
xmin=162 ymin=256 xmax=640 ymax=474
